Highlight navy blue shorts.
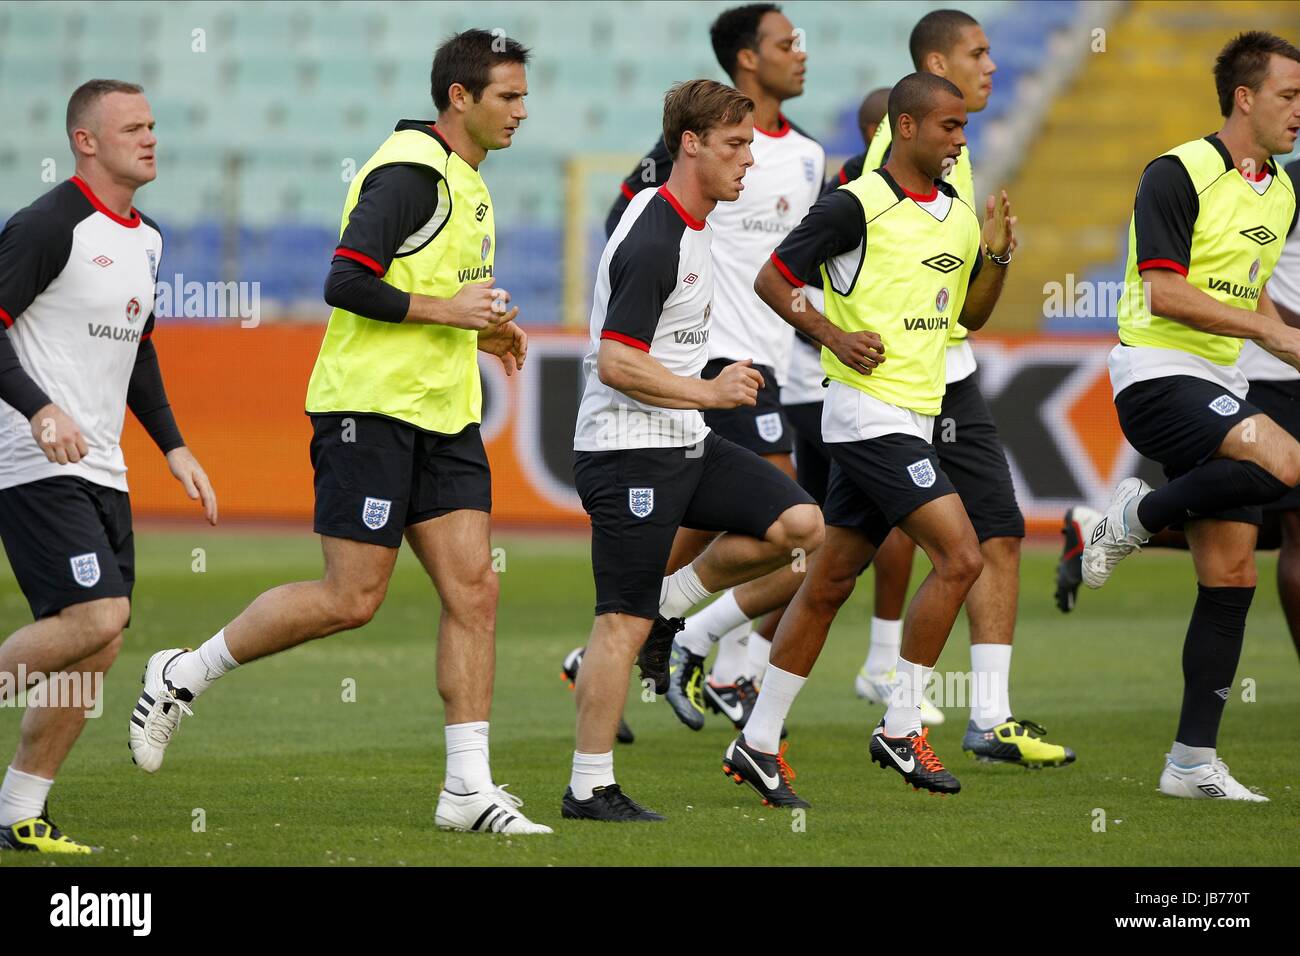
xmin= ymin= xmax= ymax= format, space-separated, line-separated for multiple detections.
xmin=1116 ymin=375 xmax=1262 ymax=525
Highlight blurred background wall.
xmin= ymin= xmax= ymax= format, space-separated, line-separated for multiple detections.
xmin=1 ymin=0 xmax=1297 ymax=531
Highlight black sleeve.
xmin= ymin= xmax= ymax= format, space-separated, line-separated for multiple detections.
xmin=1132 ymin=156 xmax=1198 ymax=274
xmin=601 ymin=232 xmax=680 ymax=349
xmin=127 ymin=313 xmax=184 ymax=453
xmin=1285 ymin=159 xmax=1299 ymax=238
xmin=323 ymin=257 xmax=410 ymax=323
xmin=770 ymin=189 xmax=866 ymax=286
xmin=0 ymin=203 xmax=74 ymax=325
xmin=822 ymin=152 xmax=866 ymax=196
xmin=0 ymin=327 xmax=50 ymax=419
xmin=968 ymin=245 xmax=984 ymax=284
xmin=604 ymin=137 xmax=674 ymax=238
xmin=327 ymin=164 xmax=441 ymax=322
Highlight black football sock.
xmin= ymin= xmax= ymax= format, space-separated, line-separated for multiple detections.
xmin=1174 ymin=585 xmax=1253 ymax=749
xmin=1137 ymin=459 xmax=1290 ymax=534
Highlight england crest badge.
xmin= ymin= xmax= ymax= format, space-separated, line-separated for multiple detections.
xmin=70 ymin=552 xmax=101 ymax=588
xmin=362 ymin=496 xmax=392 ymax=530
xmin=628 ymin=487 xmax=654 ymax=518
xmin=756 ymin=412 xmax=784 ymax=443
xmin=907 ymin=459 xmax=937 ymax=488
xmin=1208 ymin=395 xmax=1240 ymax=417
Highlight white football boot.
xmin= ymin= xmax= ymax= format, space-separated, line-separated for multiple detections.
xmin=1158 ymin=755 xmax=1268 ymax=802
xmin=435 ymin=784 xmax=553 ymax=834
xmin=1082 ymin=477 xmax=1152 ymax=589
xmin=129 ymin=649 xmax=194 ymax=773
xmin=854 ymin=667 xmax=945 ymax=726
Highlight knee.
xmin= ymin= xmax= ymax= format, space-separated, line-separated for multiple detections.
xmin=65 ymin=597 xmax=130 ymax=650
xmin=331 ymin=582 xmax=388 ymax=631
xmin=442 ymin=565 xmax=499 ymax=624
xmin=96 ymin=633 xmax=124 ymax=669
xmin=937 ymin=542 xmax=984 ymax=587
xmin=1276 ymin=451 xmax=1300 ymax=490
xmin=808 ymin=566 xmax=857 ymax=612
xmin=769 ymin=504 xmax=825 ymax=555
xmin=1208 ymin=558 xmax=1257 ymax=589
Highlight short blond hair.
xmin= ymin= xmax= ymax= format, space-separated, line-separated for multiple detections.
xmin=66 ymin=78 xmax=144 ymax=144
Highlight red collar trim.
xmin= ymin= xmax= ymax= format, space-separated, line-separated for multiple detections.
xmin=657 ymin=185 xmax=706 ymax=230
xmin=1239 ymin=164 xmax=1269 ymax=183
xmin=900 ymin=183 xmax=939 ymax=203
xmin=755 ymin=115 xmax=791 ymax=138
xmin=427 ymin=123 xmax=452 ymax=151
xmin=70 ymin=176 xmax=139 ymax=227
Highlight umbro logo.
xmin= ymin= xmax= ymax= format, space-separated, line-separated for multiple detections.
xmin=1197 ymin=783 xmax=1227 ymax=798
xmin=683 ymin=272 xmax=698 ymax=285
xmin=921 ymin=253 xmax=964 ymax=273
xmin=92 ymin=255 xmax=113 ymax=268
xmin=1239 ymin=225 xmax=1277 ymax=246
xmin=475 ymin=202 xmax=489 ymax=222
xmin=1214 ymin=686 xmax=1230 ymax=700
xmin=1090 ymin=518 xmax=1108 ymax=545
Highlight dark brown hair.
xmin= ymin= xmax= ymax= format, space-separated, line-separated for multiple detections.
xmin=662 ymin=79 xmax=755 ymax=160
xmin=1214 ymin=31 xmax=1300 ymax=118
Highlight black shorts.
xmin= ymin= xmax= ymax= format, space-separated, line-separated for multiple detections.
xmin=310 ymin=414 xmax=492 ymax=549
xmin=823 ymin=432 xmax=960 ymax=547
xmin=1116 ymin=375 xmax=1262 ymax=525
xmin=783 ymin=400 xmax=830 ymax=505
xmin=700 ymin=359 xmax=794 ymax=455
xmin=574 ymin=431 xmax=814 ymax=619
xmin=934 ymin=374 xmax=1025 ymax=541
xmin=1247 ymin=379 xmax=1300 ymax=512
xmin=0 ymin=477 xmax=134 ymax=620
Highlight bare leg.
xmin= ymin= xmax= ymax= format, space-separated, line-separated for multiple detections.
xmin=770 ymin=525 xmax=877 ymax=676
xmin=13 ymin=635 xmax=122 ymax=778
xmin=0 ymin=597 xmax=128 ymax=692
xmin=404 ymin=510 xmax=498 ymax=725
xmin=576 ymin=613 xmax=653 ymax=754
xmin=896 ymin=496 xmax=984 ymax=668
xmin=873 ymin=528 xmax=916 ymax=620
xmin=966 ymin=536 xmax=1019 ymax=647
xmin=691 ymin=503 xmax=823 ymax=594
xmin=220 ymin=535 xmax=398 ymax=664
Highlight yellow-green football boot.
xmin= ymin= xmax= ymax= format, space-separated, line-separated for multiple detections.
xmin=0 ymin=805 xmax=99 ymax=854
xmin=963 ymin=717 xmax=1076 ymax=769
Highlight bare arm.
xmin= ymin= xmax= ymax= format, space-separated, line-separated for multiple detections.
xmin=404 ymin=280 xmax=517 ymax=329
xmin=1146 ymin=272 xmax=1300 ymax=368
xmin=754 ymin=260 xmax=885 ymax=375
xmin=596 ymin=339 xmax=761 ymax=409
xmin=959 ymin=190 xmax=1016 ymax=332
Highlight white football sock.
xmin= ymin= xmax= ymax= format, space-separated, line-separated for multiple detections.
xmin=744 ymin=664 xmax=805 ymax=753
xmin=1170 ymin=741 xmax=1216 ymax=768
xmin=970 ymin=643 xmax=1013 ymax=729
xmin=0 ymin=765 xmax=53 ymax=827
xmin=677 ymin=589 xmax=748 ymax=657
xmin=884 ymin=657 xmax=931 ymax=737
xmin=569 ymin=751 xmax=615 ymax=800
xmin=660 ymin=563 xmax=713 ymax=619
xmin=165 ymin=629 xmax=240 ymax=698
xmin=864 ymin=616 xmax=902 ymax=675
xmin=710 ymin=622 xmax=752 ymax=685
xmin=747 ymin=633 xmax=772 ymax=685
xmin=444 ymin=721 xmax=493 ymax=794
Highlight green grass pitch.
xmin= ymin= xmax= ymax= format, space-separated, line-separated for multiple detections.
xmin=1 ymin=528 xmax=1296 ymax=867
